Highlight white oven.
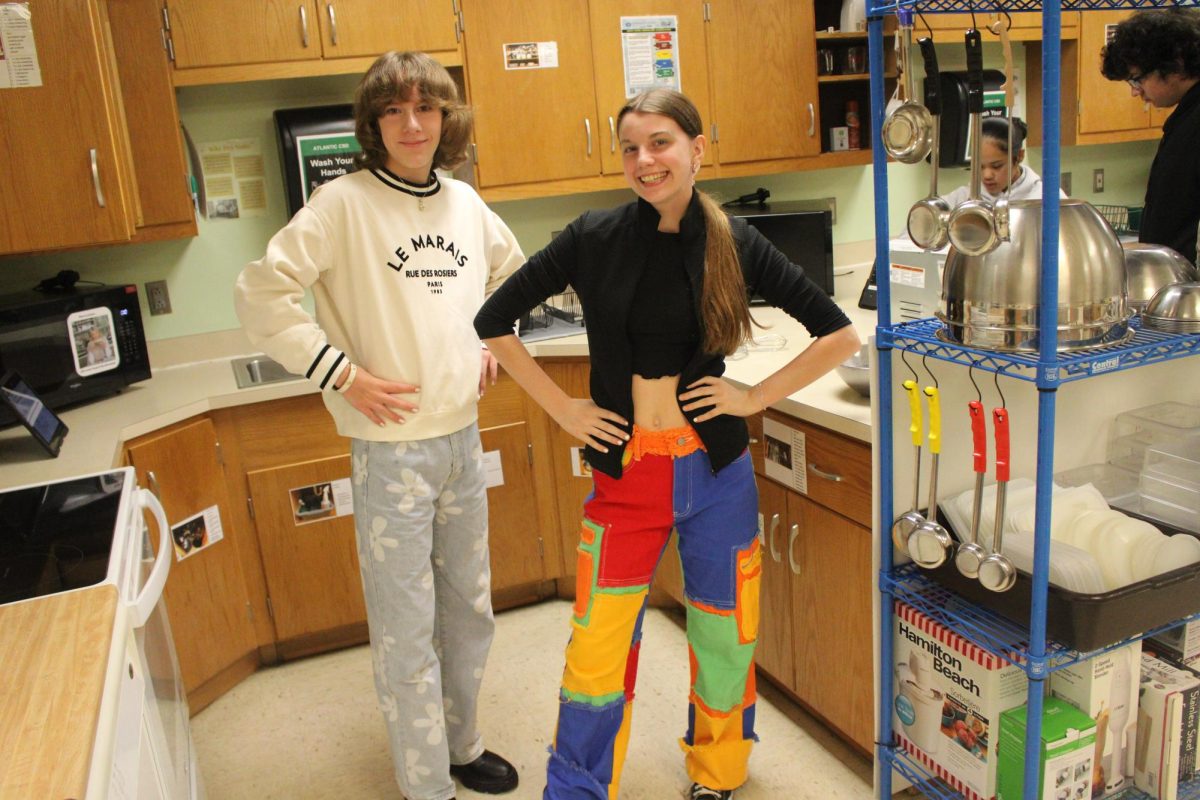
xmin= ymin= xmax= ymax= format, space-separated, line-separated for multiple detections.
xmin=0 ymin=467 xmax=203 ymax=799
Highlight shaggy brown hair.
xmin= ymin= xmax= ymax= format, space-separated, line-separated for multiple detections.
xmin=617 ymin=89 xmax=754 ymax=356
xmin=353 ymin=51 xmax=472 ymax=172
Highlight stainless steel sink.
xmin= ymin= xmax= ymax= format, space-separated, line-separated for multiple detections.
xmin=231 ymin=355 xmax=302 ymax=389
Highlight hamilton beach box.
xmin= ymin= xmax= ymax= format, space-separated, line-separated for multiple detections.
xmin=892 ymin=600 xmax=1029 ymax=800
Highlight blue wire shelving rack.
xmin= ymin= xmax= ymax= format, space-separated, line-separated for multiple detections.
xmin=869 ymin=3 xmax=1200 ymax=800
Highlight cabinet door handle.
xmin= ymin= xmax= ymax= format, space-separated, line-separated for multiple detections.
xmin=584 ymin=118 xmax=592 ymax=157
xmin=788 ymin=523 xmax=801 ymax=576
xmin=326 ymin=3 xmax=338 ymax=46
xmin=808 ymin=463 xmax=844 ymax=482
xmin=767 ymin=512 xmax=781 ymax=562
xmin=299 ymin=4 xmax=310 ymax=47
xmin=807 ymin=103 xmax=815 ymax=137
xmin=608 ymin=116 xmax=616 ymax=154
xmin=89 ymin=148 xmax=106 ymax=208
xmin=146 ymin=470 xmax=162 ymax=500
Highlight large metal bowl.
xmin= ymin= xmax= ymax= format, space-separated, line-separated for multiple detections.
xmin=836 ymin=344 xmax=871 ymax=397
xmin=1142 ymin=282 xmax=1200 ymax=333
xmin=938 ymin=199 xmax=1131 ymax=352
xmin=1122 ymin=243 xmax=1200 ymax=313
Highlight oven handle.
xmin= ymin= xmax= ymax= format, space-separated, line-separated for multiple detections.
xmin=130 ymin=487 xmax=171 ymax=628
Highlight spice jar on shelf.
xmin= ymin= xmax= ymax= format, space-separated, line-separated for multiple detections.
xmin=846 ymin=100 xmax=862 ymax=150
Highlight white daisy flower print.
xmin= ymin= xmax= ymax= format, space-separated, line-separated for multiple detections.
xmin=420 ymin=569 xmax=434 ymax=591
xmin=435 ymin=490 xmax=463 ymax=525
xmin=352 ymin=452 xmax=369 ymax=485
xmin=386 ymin=468 xmax=431 ymax=513
xmin=472 ymin=534 xmax=487 ymax=561
xmin=473 ymin=573 xmax=490 ymax=613
xmin=413 ymin=703 xmax=445 ymax=746
xmin=411 ymin=665 xmax=437 ymax=696
xmin=443 ymin=697 xmax=463 ymax=727
xmin=394 ymin=440 xmax=421 ymax=457
xmin=379 ymin=692 xmax=399 ymax=722
xmin=405 ymin=748 xmax=431 ymax=785
xmin=368 ymin=516 xmax=399 ymax=562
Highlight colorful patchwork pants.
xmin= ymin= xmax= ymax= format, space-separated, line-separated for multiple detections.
xmin=546 ymin=425 xmax=762 ymax=799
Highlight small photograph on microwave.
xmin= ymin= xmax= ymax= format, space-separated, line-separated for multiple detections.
xmin=66 ymin=307 xmax=120 ymax=377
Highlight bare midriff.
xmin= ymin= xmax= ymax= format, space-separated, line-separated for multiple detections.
xmin=631 ymin=374 xmax=689 ymax=430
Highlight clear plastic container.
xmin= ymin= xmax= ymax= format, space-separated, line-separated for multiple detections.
xmin=1106 ymin=401 xmax=1200 ymax=472
xmin=1054 ymin=462 xmax=1140 ymax=510
xmin=1137 ymin=494 xmax=1200 ymax=534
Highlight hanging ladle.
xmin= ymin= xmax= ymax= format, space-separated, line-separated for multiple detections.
xmin=908 ymin=378 xmax=952 ymax=568
xmin=989 ymin=15 xmax=1015 ymax=243
xmin=978 ymin=404 xmax=1017 ymax=592
xmin=947 ymin=28 xmax=1001 ymax=256
xmin=882 ymin=9 xmax=934 ymax=164
xmin=891 ymin=372 xmax=925 ymax=556
xmin=954 ymin=386 xmax=989 ymax=577
xmin=907 ymin=36 xmax=951 ymax=250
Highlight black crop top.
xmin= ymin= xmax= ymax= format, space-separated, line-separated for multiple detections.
xmin=628 ymin=231 xmax=700 ymax=378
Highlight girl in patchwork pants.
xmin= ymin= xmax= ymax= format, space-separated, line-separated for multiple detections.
xmin=475 ymin=88 xmax=859 ymax=799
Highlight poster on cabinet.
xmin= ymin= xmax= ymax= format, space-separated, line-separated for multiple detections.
xmin=0 ymin=3 xmax=42 ymax=89
xmin=170 ymin=505 xmax=224 ymax=561
xmin=619 ymin=16 xmax=680 ymax=97
xmin=763 ymin=416 xmax=808 ymax=494
xmin=503 ymin=41 xmax=558 ymax=70
xmin=197 ymin=138 xmax=267 ymax=220
xmin=289 ymin=478 xmax=353 ymax=526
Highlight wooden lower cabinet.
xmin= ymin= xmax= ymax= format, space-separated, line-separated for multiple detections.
xmin=480 ymin=421 xmax=547 ymax=591
xmin=754 ymin=478 xmax=796 ymax=688
xmin=247 ymin=454 xmax=366 ymax=659
xmin=125 ymin=417 xmax=259 ymax=712
xmin=789 ymin=492 xmax=874 ymax=754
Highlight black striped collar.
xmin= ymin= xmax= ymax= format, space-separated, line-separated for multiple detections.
xmin=371 ymin=167 xmax=442 ymax=202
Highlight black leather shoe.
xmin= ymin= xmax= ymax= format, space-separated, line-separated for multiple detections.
xmin=449 ymin=750 xmax=518 ymax=794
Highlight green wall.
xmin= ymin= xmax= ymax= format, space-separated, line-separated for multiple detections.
xmin=0 ymin=62 xmax=1157 ymax=344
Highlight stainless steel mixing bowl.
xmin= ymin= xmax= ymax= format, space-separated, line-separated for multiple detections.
xmin=938 ymin=199 xmax=1131 ymax=352
xmin=1122 ymin=243 xmax=1200 ymax=313
xmin=1142 ymin=282 xmax=1200 ymax=333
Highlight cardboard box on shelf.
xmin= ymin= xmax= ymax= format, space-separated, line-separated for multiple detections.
xmin=996 ymin=697 xmax=1097 ymax=800
xmin=1149 ymin=620 xmax=1200 ymax=666
xmin=1135 ymin=653 xmax=1200 ymax=800
xmin=892 ymin=600 xmax=1029 ymax=800
xmin=1048 ymin=642 xmax=1142 ymax=797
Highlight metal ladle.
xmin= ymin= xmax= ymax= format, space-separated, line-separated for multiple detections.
xmin=954 ymin=398 xmax=989 ymax=577
xmin=891 ymin=376 xmax=925 ymax=556
xmin=907 ymin=383 xmax=952 ymax=568
xmin=907 ymin=36 xmax=951 ymax=250
xmin=978 ymin=406 xmax=1017 ymax=592
xmin=989 ymin=16 xmax=1016 ymax=243
xmin=947 ymin=28 xmax=1001 ymax=257
xmin=882 ymin=9 xmax=934 ymax=164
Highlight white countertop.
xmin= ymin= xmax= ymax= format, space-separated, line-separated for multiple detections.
xmin=0 ymin=267 xmax=876 ymax=488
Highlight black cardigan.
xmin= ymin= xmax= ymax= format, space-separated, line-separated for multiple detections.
xmin=474 ymin=194 xmax=852 ymax=478
xmin=1141 ymin=80 xmax=1200 ymax=266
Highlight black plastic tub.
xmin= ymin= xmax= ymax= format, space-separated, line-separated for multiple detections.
xmin=922 ymin=510 xmax=1200 ymax=653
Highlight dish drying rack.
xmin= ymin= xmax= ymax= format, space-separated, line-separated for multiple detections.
xmin=518 ymin=289 xmax=586 ymax=343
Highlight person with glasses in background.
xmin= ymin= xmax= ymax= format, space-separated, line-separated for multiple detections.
xmin=1102 ymin=8 xmax=1200 ymax=266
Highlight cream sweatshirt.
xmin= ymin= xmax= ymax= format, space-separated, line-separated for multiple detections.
xmin=234 ymin=168 xmax=525 ymax=442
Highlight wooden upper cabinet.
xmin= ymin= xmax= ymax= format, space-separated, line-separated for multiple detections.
xmin=461 ymin=0 xmax=600 ymax=187
xmin=1077 ymin=11 xmax=1150 ymax=136
xmin=707 ymin=0 xmax=821 ymax=164
xmin=165 ymin=0 xmax=322 ymax=69
xmin=0 ymin=0 xmax=136 ymax=254
xmin=106 ymin=0 xmax=197 ymax=241
xmin=315 ymin=0 xmax=457 ymax=59
xmin=587 ymin=0 xmax=714 ymax=175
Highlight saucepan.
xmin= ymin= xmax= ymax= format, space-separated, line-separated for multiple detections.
xmin=946 ymin=29 xmax=1001 ymax=257
xmin=906 ymin=37 xmax=951 ymax=250
xmin=938 ymin=199 xmax=1132 ymax=352
xmin=882 ymin=10 xmax=934 ymax=164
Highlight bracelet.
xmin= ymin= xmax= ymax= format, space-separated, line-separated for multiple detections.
xmin=335 ymin=363 xmax=358 ymax=394
xmin=754 ymin=382 xmax=766 ymax=412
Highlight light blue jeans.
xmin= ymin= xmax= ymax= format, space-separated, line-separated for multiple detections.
xmin=351 ymin=423 xmax=494 ymax=800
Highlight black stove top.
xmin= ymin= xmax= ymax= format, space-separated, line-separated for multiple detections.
xmin=0 ymin=472 xmax=125 ymax=605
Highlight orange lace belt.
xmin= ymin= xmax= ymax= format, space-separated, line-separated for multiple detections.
xmin=627 ymin=424 xmax=705 ymax=460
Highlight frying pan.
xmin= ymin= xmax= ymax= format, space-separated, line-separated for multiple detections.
xmin=907 ymin=36 xmax=951 ymax=250
xmin=882 ymin=11 xmax=935 ymax=164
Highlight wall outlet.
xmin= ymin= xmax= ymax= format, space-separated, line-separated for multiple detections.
xmin=1093 ymin=168 xmax=1105 ymax=193
xmin=1062 ymin=172 xmax=1072 ymax=196
xmin=146 ymin=280 xmax=172 ymax=316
